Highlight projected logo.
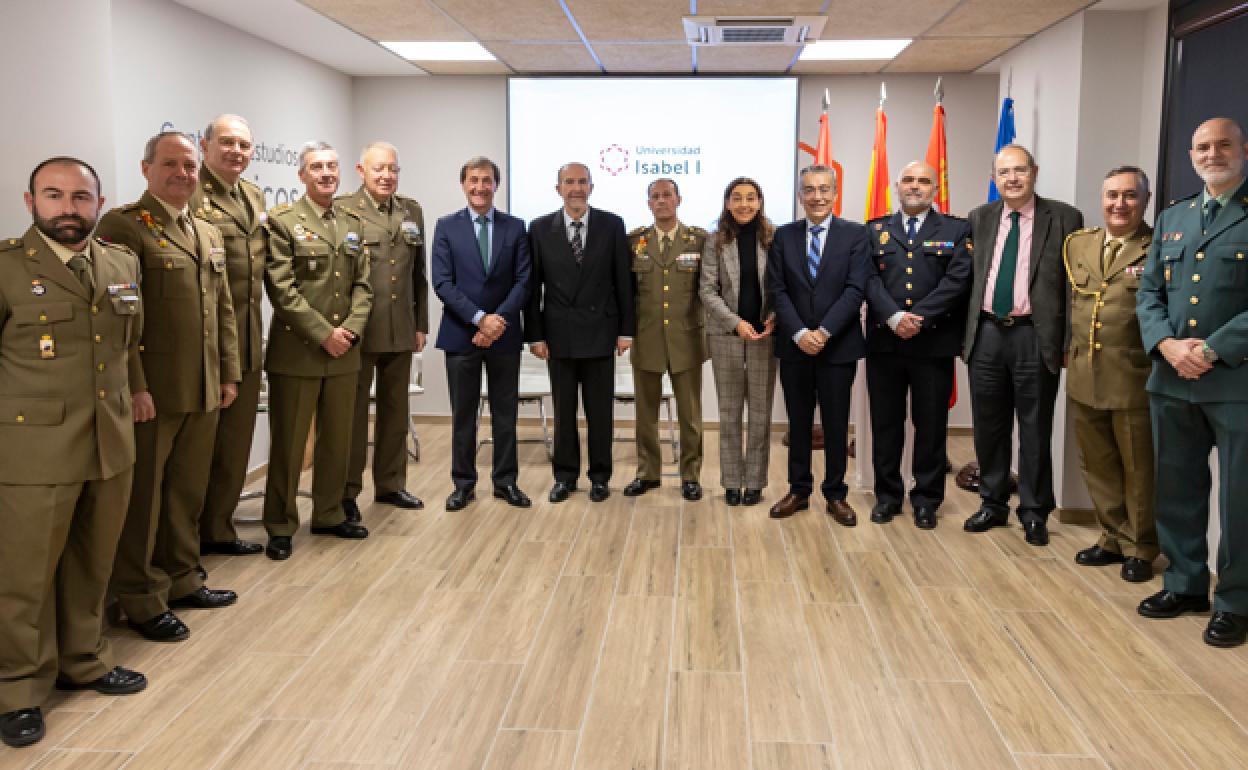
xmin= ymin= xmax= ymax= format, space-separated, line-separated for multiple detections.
xmin=599 ymin=144 xmax=630 ymax=177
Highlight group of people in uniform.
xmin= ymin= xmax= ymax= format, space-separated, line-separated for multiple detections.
xmin=1 ymin=112 xmax=1245 ymax=750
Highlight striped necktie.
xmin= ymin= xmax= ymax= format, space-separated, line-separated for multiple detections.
xmin=807 ymin=224 xmax=824 ymax=279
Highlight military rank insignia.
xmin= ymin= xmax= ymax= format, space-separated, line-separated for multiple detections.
xmin=400 ymin=221 xmax=422 ymax=245
xmin=344 ymin=232 xmax=361 ymax=254
xmin=31 ymin=280 xmax=46 ymax=296
xmin=880 ymin=232 xmax=890 ymax=245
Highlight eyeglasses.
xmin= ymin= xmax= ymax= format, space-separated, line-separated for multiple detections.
xmin=800 ymin=185 xmax=835 ymax=196
xmin=995 ymin=166 xmax=1032 ymax=180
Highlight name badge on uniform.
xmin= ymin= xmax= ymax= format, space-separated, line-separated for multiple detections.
xmin=677 ymin=252 xmax=700 ymax=269
xmin=307 ymin=259 xmax=318 ymax=271
xmin=400 ymin=220 xmax=422 ymax=246
xmin=344 ymin=231 xmax=361 ymax=254
xmin=39 ymin=334 xmax=55 ymax=359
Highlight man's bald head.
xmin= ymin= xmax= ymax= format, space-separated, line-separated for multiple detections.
xmin=1191 ymin=117 xmax=1248 ymax=196
xmin=896 ymin=160 xmax=937 ymax=215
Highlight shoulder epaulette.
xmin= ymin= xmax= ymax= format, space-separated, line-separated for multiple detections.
xmin=270 ymin=202 xmax=294 ymax=215
xmin=117 ymin=202 xmax=142 ymax=213
xmin=628 ymin=226 xmax=648 ymax=238
xmin=1074 ymin=225 xmax=1102 ymax=235
xmin=687 ymin=225 xmax=708 ymax=236
xmin=1166 ymin=192 xmax=1200 ymax=209
xmin=239 ymin=177 xmax=262 ymax=193
xmin=95 ymin=236 xmax=136 ymax=256
xmin=0 ymin=237 xmax=22 ymax=252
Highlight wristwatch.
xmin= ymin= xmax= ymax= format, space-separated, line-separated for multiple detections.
xmin=1202 ymin=342 xmax=1219 ymax=364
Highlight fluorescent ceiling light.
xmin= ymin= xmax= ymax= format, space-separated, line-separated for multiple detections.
xmin=381 ymin=41 xmax=496 ymax=61
xmin=799 ymin=39 xmax=911 ymax=61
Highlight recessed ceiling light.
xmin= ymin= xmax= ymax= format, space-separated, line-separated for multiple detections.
xmin=380 ymin=41 xmax=497 ymax=62
xmin=799 ymin=39 xmax=912 ymax=61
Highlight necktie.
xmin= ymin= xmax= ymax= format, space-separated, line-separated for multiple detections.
xmin=68 ymin=253 xmax=94 ymax=295
xmin=992 ymin=211 xmax=1021 ymax=319
xmin=1204 ymin=199 xmax=1221 ymax=233
xmin=807 ymin=224 xmax=824 ymax=280
xmin=906 ymin=216 xmax=918 ymax=242
xmin=571 ymin=220 xmax=585 ymax=265
xmin=324 ymin=210 xmax=338 ymax=244
xmin=179 ymin=213 xmax=194 ymax=240
xmin=231 ymin=186 xmax=252 ymax=229
xmin=1102 ymin=238 xmax=1123 ymax=273
xmin=660 ymin=234 xmax=672 ymax=259
xmin=476 ymin=214 xmax=490 ymax=269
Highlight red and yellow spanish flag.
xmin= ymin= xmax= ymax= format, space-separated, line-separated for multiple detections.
xmin=926 ymin=103 xmax=950 ymax=214
xmin=863 ymin=106 xmax=891 ymax=220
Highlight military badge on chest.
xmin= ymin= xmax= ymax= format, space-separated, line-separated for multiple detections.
xmin=400 ymin=220 xmax=422 ymax=246
xmin=344 ymin=231 xmax=361 ymax=255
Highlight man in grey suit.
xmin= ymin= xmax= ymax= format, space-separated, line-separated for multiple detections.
xmin=961 ymin=144 xmax=1083 ymax=546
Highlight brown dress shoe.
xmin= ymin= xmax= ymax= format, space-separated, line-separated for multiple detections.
xmin=828 ymin=499 xmax=858 ymax=527
xmin=769 ymin=493 xmax=809 ymax=519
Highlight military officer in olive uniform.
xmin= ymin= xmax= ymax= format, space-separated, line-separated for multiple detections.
xmin=1065 ymin=166 xmax=1157 ymax=583
xmin=339 ymin=141 xmax=429 ymax=520
xmin=97 ymin=131 xmax=241 ymax=644
xmin=863 ymin=161 xmax=971 ymax=530
xmin=622 ymin=178 xmax=709 ymax=501
xmin=262 ymin=142 xmax=372 ymax=561
xmin=194 ymin=114 xmax=266 ymax=557
xmin=0 ymin=158 xmax=147 ymax=750
xmin=1137 ymin=117 xmax=1248 ymax=648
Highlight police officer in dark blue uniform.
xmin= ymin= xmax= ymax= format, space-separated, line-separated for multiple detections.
xmin=864 ymin=160 xmax=972 ymax=529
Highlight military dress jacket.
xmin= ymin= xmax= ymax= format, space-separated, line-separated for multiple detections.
xmin=1138 ymin=179 xmax=1248 ymax=403
xmin=863 ymin=209 xmax=972 ymax=358
xmin=335 ymin=186 xmax=428 ymax=353
xmin=1065 ymin=224 xmax=1153 ymax=410
xmin=0 ymin=227 xmax=142 ymax=484
xmin=264 ymin=196 xmax=372 ymax=378
xmin=194 ymin=167 xmax=267 ymax=372
xmin=96 ymin=191 xmax=241 ymax=413
xmin=628 ymin=222 xmax=709 ymax=374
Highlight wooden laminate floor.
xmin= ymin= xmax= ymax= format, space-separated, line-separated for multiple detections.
xmin=4 ymin=425 xmax=1247 ymax=769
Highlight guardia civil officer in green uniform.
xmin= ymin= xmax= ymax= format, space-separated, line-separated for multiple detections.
xmin=622 ymin=178 xmax=709 ymax=501
xmin=97 ymin=131 xmax=241 ymax=644
xmin=261 ymin=142 xmax=372 ymax=561
xmin=194 ymin=114 xmax=266 ymax=557
xmin=0 ymin=158 xmax=147 ymax=749
xmin=1137 ymin=117 xmax=1248 ymax=648
xmin=338 ymin=141 xmax=429 ymax=521
xmin=1064 ymin=166 xmax=1157 ymax=583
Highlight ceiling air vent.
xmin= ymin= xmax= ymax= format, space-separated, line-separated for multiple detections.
xmin=682 ymin=15 xmax=827 ymax=46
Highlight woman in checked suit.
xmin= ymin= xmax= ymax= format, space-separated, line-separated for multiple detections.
xmin=698 ymin=177 xmax=778 ymax=506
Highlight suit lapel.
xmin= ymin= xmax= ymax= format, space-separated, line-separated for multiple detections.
xmin=888 ymin=211 xmax=911 ymax=248
xmin=1199 ymin=181 xmax=1248 ymax=248
xmin=488 ymin=211 xmax=506 ymax=272
xmin=23 ymin=228 xmax=88 ymax=300
xmin=87 ymin=239 xmax=113 ymax=304
xmin=461 ymin=209 xmax=487 ymax=278
xmin=141 ymin=191 xmax=196 ymax=258
xmin=1028 ymin=197 xmax=1053 ymax=289
xmin=299 ymin=197 xmax=335 ymax=244
xmin=812 ymin=218 xmax=838 ymax=285
xmin=976 ymin=201 xmax=1003 ymax=284
xmin=348 ymin=187 xmax=391 ymax=232
xmin=1108 ymin=225 xmax=1153 ymax=277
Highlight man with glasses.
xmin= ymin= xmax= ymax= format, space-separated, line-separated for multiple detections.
xmin=961 ymin=145 xmax=1083 ymax=546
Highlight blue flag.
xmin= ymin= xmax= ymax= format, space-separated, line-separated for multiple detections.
xmin=987 ymin=97 xmax=1016 ymax=202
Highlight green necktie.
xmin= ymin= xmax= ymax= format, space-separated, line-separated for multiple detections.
xmin=68 ymin=253 xmax=94 ymax=294
xmin=992 ymin=210 xmax=1021 ymax=319
xmin=476 ymin=214 xmax=490 ymax=269
xmin=1204 ymin=199 xmax=1221 ymax=233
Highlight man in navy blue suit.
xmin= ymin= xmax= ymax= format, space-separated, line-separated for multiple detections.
xmin=432 ymin=156 xmax=532 ymax=511
xmin=766 ymin=164 xmax=871 ymax=525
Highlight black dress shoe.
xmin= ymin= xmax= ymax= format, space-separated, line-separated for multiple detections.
xmin=623 ymin=478 xmax=661 ymax=497
xmin=870 ymin=502 xmax=900 ymax=524
xmin=681 ymin=481 xmax=703 ymax=501
xmin=742 ymin=489 xmax=762 ymax=506
xmin=266 ymin=536 xmax=292 ymax=561
xmin=169 ymin=586 xmax=238 ymax=609
xmin=446 ymin=488 xmax=475 ymax=511
xmin=1138 ymin=589 xmax=1210 ymax=618
xmin=1204 ymin=611 xmax=1248 ymax=648
xmin=914 ymin=506 xmax=937 ymax=530
xmin=1023 ymin=519 xmax=1049 ymax=546
xmin=1121 ymin=557 xmax=1154 ymax=583
xmin=494 ymin=485 xmax=531 ymax=508
xmin=589 ymin=482 xmax=610 ymax=503
xmin=56 ymin=666 xmax=147 ymax=695
xmin=200 ymin=539 xmax=263 ymax=556
xmin=342 ymin=498 xmax=362 ymax=523
xmin=963 ymin=508 xmax=1009 ymax=533
xmin=129 ymin=611 xmax=189 ymax=642
xmin=375 ymin=490 xmax=424 ymax=509
xmin=724 ymin=489 xmax=742 ymax=506
xmin=549 ymin=481 xmax=576 ymax=503
xmin=0 ymin=707 xmax=44 ymax=748
xmin=1075 ymin=545 xmax=1126 ymax=566
xmin=311 ymin=521 xmax=369 ymax=538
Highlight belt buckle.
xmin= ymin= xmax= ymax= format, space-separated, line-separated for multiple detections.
xmin=999 ymin=315 xmax=1016 ymax=327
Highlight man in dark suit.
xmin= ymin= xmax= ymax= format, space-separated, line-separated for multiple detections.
xmin=962 ymin=144 xmax=1083 ymax=546
xmin=433 ymin=156 xmax=533 ymax=512
xmin=864 ymin=161 xmax=972 ymax=530
xmin=525 ymin=162 xmax=635 ymax=504
xmin=767 ymin=164 xmax=871 ymax=526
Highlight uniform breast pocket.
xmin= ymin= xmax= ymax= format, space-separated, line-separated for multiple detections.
xmin=1160 ymin=253 xmax=1182 ymax=288
xmin=1070 ymin=263 xmax=1091 ymax=289
xmin=632 ymin=256 xmax=654 ymax=273
xmin=109 ymin=295 xmax=140 ymax=348
xmin=11 ymin=301 xmax=75 ymax=359
xmin=1221 ymin=243 xmax=1248 ymax=289
xmin=294 ymin=241 xmax=331 ymax=277
xmin=143 ymin=253 xmax=194 ymax=297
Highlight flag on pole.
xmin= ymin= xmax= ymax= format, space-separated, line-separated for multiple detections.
xmin=863 ymin=103 xmax=891 ymax=220
xmin=986 ymin=96 xmax=1015 ymax=202
xmin=926 ymin=103 xmax=950 ymax=214
xmin=799 ymin=89 xmax=845 ymax=215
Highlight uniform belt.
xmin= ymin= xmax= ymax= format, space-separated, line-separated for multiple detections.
xmin=981 ymin=311 xmax=1032 ymax=327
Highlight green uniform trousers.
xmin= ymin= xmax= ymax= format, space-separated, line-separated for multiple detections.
xmin=1069 ymin=399 xmax=1158 ymax=560
xmin=263 ymin=371 xmax=358 ymax=536
xmin=111 ymin=410 xmax=217 ymax=623
xmin=346 ymin=351 xmax=413 ymax=500
xmin=1152 ymin=393 xmax=1248 ymax=613
xmin=633 ymin=366 xmax=702 ymax=482
xmin=0 ymin=470 xmax=130 ymax=711
xmin=199 ymin=367 xmax=262 ymax=543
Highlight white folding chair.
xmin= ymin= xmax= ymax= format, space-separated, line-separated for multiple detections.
xmin=477 ymin=350 xmax=554 ymax=459
xmin=368 ymin=351 xmax=424 ymax=460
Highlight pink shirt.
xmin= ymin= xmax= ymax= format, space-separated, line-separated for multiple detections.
xmin=982 ymin=197 xmax=1035 ymax=316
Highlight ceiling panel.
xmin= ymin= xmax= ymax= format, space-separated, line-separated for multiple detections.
xmin=301 ymin=0 xmax=471 ymax=41
xmin=567 ymin=0 xmax=688 ymax=42
xmin=791 ymin=59 xmax=887 ymax=75
xmin=817 ymin=0 xmax=961 ymax=38
xmin=698 ymin=0 xmax=828 ymax=12
xmin=696 ymin=45 xmax=801 ymax=72
xmin=883 ymin=36 xmax=1023 ymax=72
xmin=596 ymin=43 xmax=695 ymax=72
xmin=925 ymin=0 xmax=1095 ymax=37
xmin=431 ymin=0 xmax=579 ymax=42
xmin=487 ymin=42 xmax=601 ymax=72
xmin=414 ymin=60 xmax=514 ymax=75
